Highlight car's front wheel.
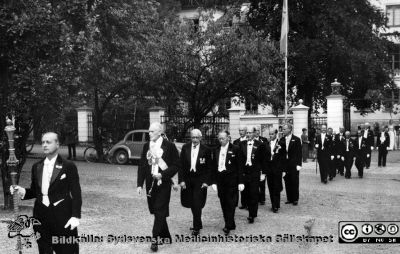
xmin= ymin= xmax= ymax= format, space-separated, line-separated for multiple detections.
xmin=114 ymin=149 xmax=129 ymax=165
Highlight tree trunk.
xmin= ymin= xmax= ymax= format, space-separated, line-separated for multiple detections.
xmin=93 ymin=87 xmax=104 ymax=162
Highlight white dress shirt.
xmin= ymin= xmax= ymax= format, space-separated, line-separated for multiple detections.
xmin=358 ymin=137 xmax=362 ymax=149
xmin=346 ymin=139 xmax=350 ymax=152
xmin=321 ymin=133 xmax=326 ymax=149
xmin=270 ymin=139 xmax=277 ymax=157
xmin=218 ymin=143 xmax=229 ymax=172
xmin=246 ymin=140 xmax=253 ymax=166
xmin=42 ymin=156 xmax=57 ymax=207
xmin=190 ymin=144 xmax=199 ymax=172
xmin=150 ymin=136 xmax=163 ymax=175
xmin=364 ymin=130 xmax=368 ymax=139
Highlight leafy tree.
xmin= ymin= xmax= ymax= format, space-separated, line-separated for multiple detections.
xmin=143 ymin=10 xmax=283 ymax=139
xmin=0 ymin=0 xmax=87 ymax=209
xmin=248 ymin=0 xmax=395 ymax=112
xmin=77 ymin=0 xmax=162 ymax=159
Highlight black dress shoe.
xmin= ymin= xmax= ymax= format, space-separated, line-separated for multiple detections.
xmin=340 ymin=173 xmax=344 ymax=176
xmin=191 ymin=230 xmax=200 ymax=236
xmin=150 ymin=243 xmax=158 ymax=252
xmin=222 ymin=227 xmax=230 ymax=235
xmin=190 ymin=226 xmax=203 ymax=230
xmin=239 ymin=206 xmax=247 ymax=209
xmin=323 ymin=180 xmax=328 ymax=184
xmin=292 ymin=201 xmax=298 ymax=206
xmin=247 ymin=217 xmax=254 ymax=223
xmin=259 ymin=201 xmax=265 ymax=205
xmin=329 ymin=177 xmax=333 ymax=181
xmin=285 ymin=201 xmax=292 ymax=204
xmin=271 ymin=207 xmax=278 ymax=213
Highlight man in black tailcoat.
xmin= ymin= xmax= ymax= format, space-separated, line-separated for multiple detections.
xmin=137 ymin=122 xmax=180 ymax=252
xmin=261 ymin=128 xmax=283 ymax=213
xmin=11 ymin=132 xmax=82 ymax=254
xmin=315 ymin=125 xmax=334 ymax=183
xmin=280 ymin=124 xmax=302 ymax=205
xmin=178 ymin=129 xmax=212 ymax=236
xmin=211 ymin=130 xmax=244 ymax=235
xmin=239 ymin=126 xmax=262 ymax=223
xmin=377 ymin=125 xmax=390 ymax=167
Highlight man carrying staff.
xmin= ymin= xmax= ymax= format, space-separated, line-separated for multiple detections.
xmin=315 ymin=125 xmax=334 ymax=184
xmin=137 ymin=122 xmax=180 ymax=252
xmin=11 ymin=132 xmax=82 ymax=254
xmin=211 ymin=130 xmax=244 ymax=235
xmin=178 ymin=129 xmax=212 ymax=236
xmin=239 ymin=126 xmax=262 ymax=223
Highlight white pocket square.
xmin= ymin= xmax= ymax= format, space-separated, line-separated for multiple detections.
xmin=60 ymin=174 xmax=66 ymax=180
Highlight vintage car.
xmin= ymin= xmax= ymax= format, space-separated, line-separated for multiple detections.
xmin=108 ymin=130 xmax=184 ymax=164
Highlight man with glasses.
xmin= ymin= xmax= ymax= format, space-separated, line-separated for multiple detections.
xmin=178 ymin=129 xmax=212 ymax=236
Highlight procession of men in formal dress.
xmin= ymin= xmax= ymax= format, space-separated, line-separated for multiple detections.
xmin=137 ymin=123 xmax=305 ymax=252
xmin=135 ymin=121 xmax=392 ymax=252
xmin=313 ymin=123 xmax=391 ymax=182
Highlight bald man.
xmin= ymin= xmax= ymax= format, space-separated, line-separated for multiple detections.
xmin=178 ymin=129 xmax=212 ymax=236
xmin=11 ymin=132 xmax=82 ymax=254
xmin=137 ymin=123 xmax=180 ymax=252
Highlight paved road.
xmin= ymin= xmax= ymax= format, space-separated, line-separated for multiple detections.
xmin=1 ymin=150 xmax=400 ymax=253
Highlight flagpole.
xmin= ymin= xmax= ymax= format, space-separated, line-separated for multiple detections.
xmin=284 ymin=51 xmax=288 ymax=122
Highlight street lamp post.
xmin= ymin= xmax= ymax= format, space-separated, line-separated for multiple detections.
xmin=4 ymin=118 xmax=22 ymax=253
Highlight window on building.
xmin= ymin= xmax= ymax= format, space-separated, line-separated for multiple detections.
xmin=386 ymin=5 xmax=400 ymax=27
xmin=388 ymin=44 xmax=400 ymax=70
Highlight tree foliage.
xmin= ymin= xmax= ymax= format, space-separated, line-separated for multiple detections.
xmin=248 ymin=0 xmax=395 ymax=111
xmin=144 ymin=10 xmax=283 ymax=134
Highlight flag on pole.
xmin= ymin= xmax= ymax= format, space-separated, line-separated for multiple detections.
xmin=280 ymin=0 xmax=288 ymax=56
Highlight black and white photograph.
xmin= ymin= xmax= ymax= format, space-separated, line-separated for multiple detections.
xmin=1 ymin=0 xmax=400 ymax=253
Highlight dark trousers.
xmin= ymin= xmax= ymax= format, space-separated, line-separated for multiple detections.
xmin=189 ymin=182 xmax=204 ymax=230
xmin=378 ymin=147 xmax=387 ymax=166
xmin=328 ymin=157 xmax=336 ymax=178
xmin=355 ymin=156 xmax=365 ymax=177
xmin=152 ymin=215 xmax=171 ymax=244
xmin=33 ymin=202 xmax=79 ymax=254
xmin=217 ymin=181 xmax=238 ymax=230
xmin=365 ymin=148 xmax=372 ymax=168
xmin=258 ymin=179 xmax=266 ymax=203
xmin=284 ymin=170 xmax=299 ymax=203
xmin=266 ymin=171 xmax=283 ymax=209
xmin=344 ymin=153 xmax=354 ymax=178
xmin=67 ymin=144 xmax=76 ymax=159
xmin=243 ymin=175 xmax=259 ymax=218
xmin=318 ymin=156 xmax=329 ymax=182
xmin=240 ymin=184 xmax=248 ymax=208
xmin=336 ymin=157 xmax=344 ymax=175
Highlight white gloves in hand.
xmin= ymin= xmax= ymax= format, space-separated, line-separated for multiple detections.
xmin=180 ymin=182 xmax=186 ymax=189
xmin=212 ymin=184 xmax=217 ymax=191
xmin=367 ymin=154 xmax=370 ymax=158
xmin=137 ymin=187 xmax=142 ymax=195
xmin=238 ymin=184 xmax=245 ymax=191
xmin=64 ymin=217 xmax=80 ymax=230
xmin=330 ymin=156 xmax=334 ymax=160
xmin=296 ymin=166 xmax=301 ymax=171
xmin=260 ymin=174 xmax=266 ymax=181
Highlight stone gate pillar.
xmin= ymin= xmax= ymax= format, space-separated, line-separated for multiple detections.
xmin=149 ymin=106 xmax=165 ymax=130
xmin=291 ymin=99 xmax=309 ymax=137
xmin=327 ymin=79 xmax=344 ymax=133
xmin=77 ymin=105 xmax=93 ymax=143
